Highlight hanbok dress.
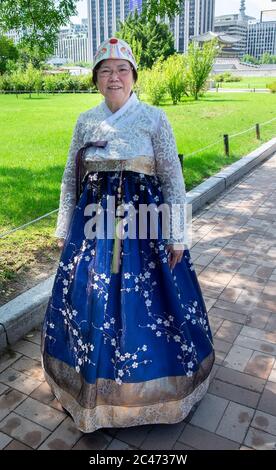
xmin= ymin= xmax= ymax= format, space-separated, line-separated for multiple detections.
xmin=42 ymin=92 xmax=215 ymax=433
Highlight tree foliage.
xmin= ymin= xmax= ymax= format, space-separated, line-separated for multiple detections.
xmin=0 ymin=0 xmax=78 ymax=57
xmin=186 ymin=40 xmax=218 ymax=100
xmin=260 ymin=53 xmax=276 ymax=65
xmin=117 ymin=10 xmax=175 ymax=69
xmin=0 ymin=34 xmax=18 ymax=74
xmin=242 ymin=53 xmax=276 ymax=65
xmin=138 ymin=58 xmax=167 ymax=105
xmin=0 ymin=1 xmax=182 ymax=64
xmin=163 ymin=54 xmax=187 ymax=104
xmin=242 ymin=54 xmax=260 ymax=65
xmin=143 ymin=0 xmax=182 ymax=19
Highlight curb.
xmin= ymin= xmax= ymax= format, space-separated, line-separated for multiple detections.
xmin=1 ymin=137 xmax=276 ymax=353
xmin=0 ymin=276 xmax=55 ymax=351
xmin=186 ymin=137 xmax=276 ymax=212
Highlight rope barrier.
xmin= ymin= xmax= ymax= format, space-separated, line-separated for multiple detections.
xmin=0 ymin=209 xmax=58 ymax=239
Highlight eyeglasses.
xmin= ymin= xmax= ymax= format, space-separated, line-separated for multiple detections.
xmin=98 ymin=66 xmax=133 ymax=78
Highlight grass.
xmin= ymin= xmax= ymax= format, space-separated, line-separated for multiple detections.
xmin=0 ymin=91 xmax=276 ymax=295
xmin=215 ymin=76 xmax=276 ymax=89
xmin=160 ymin=92 xmax=276 ymax=189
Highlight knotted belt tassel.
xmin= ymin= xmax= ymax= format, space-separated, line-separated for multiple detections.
xmin=111 ymin=167 xmax=124 ymax=274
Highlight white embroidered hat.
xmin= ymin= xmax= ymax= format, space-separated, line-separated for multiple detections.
xmin=92 ymin=37 xmax=138 ymax=71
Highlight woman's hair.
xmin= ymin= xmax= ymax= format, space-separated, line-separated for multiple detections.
xmin=92 ymin=60 xmax=138 ymax=88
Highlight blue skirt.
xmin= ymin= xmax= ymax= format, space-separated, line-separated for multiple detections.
xmin=42 ymin=171 xmax=215 ymax=432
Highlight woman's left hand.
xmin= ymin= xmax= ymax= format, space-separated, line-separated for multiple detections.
xmin=166 ymin=244 xmax=184 ymax=270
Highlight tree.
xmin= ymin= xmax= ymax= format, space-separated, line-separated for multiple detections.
xmin=143 ymin=0 xmax=181 ymax=19
xmin=16 ymin=42 xmax=50 ymax=69
xmin=261 ymin=53 xmax=276 ymax=65
xmin=163 ymin=54 xmax=187 ymax=104
xmin=0 ymin=1 xmax=78 ymax=58
xmin=139 ymin=58 xmax=167 ymax=105
xmin=117 ymin=10 xmax=175 ymax=69
xmin=23 ymin=62 xmax=44 ymax=97
xmin=241 ymin=54 xmax=259 ymax=65
xmin=0 ymin=1 xmax=182 ymax=64
xmin=0 ymin=34 xmax=18 ymax=74
xmin=186 ymin=40 xmax=218 ymax=100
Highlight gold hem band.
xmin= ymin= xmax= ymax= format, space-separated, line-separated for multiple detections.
xmin=44 ymin=370 xmax=211 ymax=433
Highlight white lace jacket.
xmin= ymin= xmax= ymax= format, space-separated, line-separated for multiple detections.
xmin=55 ymin=92 xmax=186 ymax=245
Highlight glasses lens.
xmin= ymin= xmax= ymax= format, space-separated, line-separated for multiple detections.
xmin=98 ymin=67 xmax=131 ymax=77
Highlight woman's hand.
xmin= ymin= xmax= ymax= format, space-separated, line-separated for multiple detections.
xmin=166 ymin=244 xmax=184 ymax=270
xmin=57 ymin=238 xmax=65 ymax=250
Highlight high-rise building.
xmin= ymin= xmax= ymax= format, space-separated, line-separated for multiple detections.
xmin=164 ymin=0 xmax=215 ymax=53
xmin=54 ymin=21 xmax=89 ymax=63
xmin=54 ymin=35 xmax=89 ymax=63
xmin=246 ymin=19 xmax=276 ymax=59
xmin=87 ymin=0 xmax=215 ymax=60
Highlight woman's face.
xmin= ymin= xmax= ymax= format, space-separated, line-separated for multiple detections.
xmin=96 ymin=59 xmax=134 ymax=109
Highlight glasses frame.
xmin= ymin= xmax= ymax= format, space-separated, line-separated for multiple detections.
xmin=97 ymin=65 xmax=134 ymax=78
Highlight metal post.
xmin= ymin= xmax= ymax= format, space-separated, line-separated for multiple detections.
xmin=256 ymin=123 xmax=260 ymax=140
xmin=223 ymin=134 xmax=229 ymax=156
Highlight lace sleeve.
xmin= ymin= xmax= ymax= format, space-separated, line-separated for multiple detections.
xmin=152 ymin=110 xmax=187 ymax=247
xmin=55 ymin=115 xmax=85 ymax=239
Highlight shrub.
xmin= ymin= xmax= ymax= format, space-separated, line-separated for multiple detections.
xmin=139 ymin=60 xmax=167 ymax=105
xmin=43 ymin=74 xmax=61 ymax=93
xmin=267 ymin=82 xmax=276 ymax=93
xmin=163 ymin=54 xmax=187 ymax=104
xmin=215 ymin=72 xmax=242 ymax=83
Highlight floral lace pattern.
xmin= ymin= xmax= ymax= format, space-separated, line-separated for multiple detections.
xmin=153 ymin=110 xmax=186 ymax=245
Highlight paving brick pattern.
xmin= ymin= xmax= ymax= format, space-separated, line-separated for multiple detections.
xmin=1 ymin=155 xmax=276 ymax=450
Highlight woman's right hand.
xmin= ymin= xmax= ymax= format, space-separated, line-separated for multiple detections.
xmin=57 ymin=238 xmax=65 ymax=250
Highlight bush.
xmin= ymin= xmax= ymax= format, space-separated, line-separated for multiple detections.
xmin=78 ymin=74 xmax=94 ymax=91
xmin=10 ymin=70 xmax=27 ymax=94
xmin=267 ymin=82 xmax=276 ymax=93
xmin=139 ymin=61 xmax=167 ymax=105
xmin=224 ymin=74 xmax=242 ymax=83
xmin=215 ymin=72 xmax=242 ymax=83
xmin=0 ymin=74 xmax=12 ymax=91
xmin=43 ymin=74 xmax=62 ymax=93
xmin=0 ymin=69 xmax=96 ymax=94
xmin=163 ymin=54 xmax=187 ymax=104
xmin=63 ymin=76 xmax=81 ymax=92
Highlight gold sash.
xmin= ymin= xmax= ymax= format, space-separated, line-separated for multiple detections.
xmin=83 ymin=156 xmax=156 ymax=176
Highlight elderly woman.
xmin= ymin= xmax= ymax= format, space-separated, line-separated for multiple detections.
xmin=42 ymin=38 xmax=215 ymax=433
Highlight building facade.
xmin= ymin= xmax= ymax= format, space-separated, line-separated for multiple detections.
xmin=164 ymin=0 xmax=215 ymax=53
xmin=54 ymin=20 xmax=89 ymax=63
xmin=246 ymin=20 xmax=276 ymax=59
xmin=214 ymin=15 xmax=248 ymax=57
xmin=214 ymin=1 xmax=276 ymax=60
xmin=87 ymin=0 xmax=215 ymax=60
xmin=214 ymin=0 xmax=256 ymax=58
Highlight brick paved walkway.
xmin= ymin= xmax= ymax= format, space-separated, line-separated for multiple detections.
xmin=1 ymin=155 xmax=276 ymax=450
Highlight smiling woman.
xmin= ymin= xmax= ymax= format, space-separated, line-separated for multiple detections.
xmin=41 ymin=37 xmax=215 ymax=434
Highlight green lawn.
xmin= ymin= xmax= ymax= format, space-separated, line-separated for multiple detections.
xmin=0 ymin=91 xmax=275 ymax=293
xmin=216 ymin=76 xmax=276 ymax=89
